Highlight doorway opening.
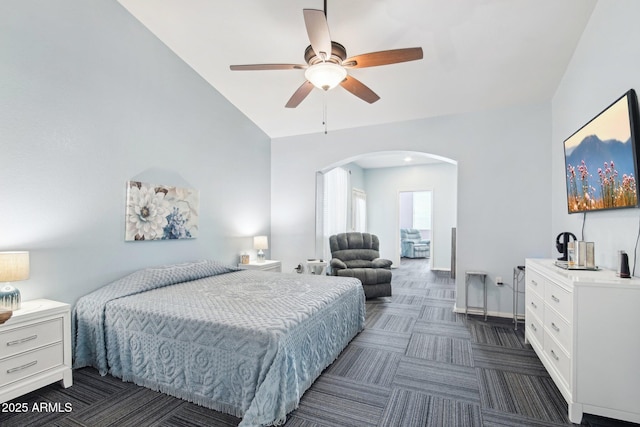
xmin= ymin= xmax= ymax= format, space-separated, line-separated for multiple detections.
xmin=315 ymin=150 xmax=457 ymax=272
xmin=399 ymin=190 xmax=433 ymax=266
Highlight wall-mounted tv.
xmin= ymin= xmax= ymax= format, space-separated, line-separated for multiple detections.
xmin=564 ymin=89 xmax=640 ymax=214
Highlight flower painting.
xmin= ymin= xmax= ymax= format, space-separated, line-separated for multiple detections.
xmin=564 ymin=90 xmax=639 ymax=213
xmin=125 ymin=181 xmax=199 ymax=241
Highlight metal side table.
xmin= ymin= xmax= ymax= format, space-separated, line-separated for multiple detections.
xmin=512 ymin=265 xmax=525 ymax=330
xmin=465 ymin=271 xmax=487 ymax=320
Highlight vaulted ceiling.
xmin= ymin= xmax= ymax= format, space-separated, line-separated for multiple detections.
xmin=117 ymin=0 xmax=597 ymax=139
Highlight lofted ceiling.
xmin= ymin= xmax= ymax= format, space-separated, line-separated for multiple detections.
xmin=117 ymin=0 xmax=597 ymax=139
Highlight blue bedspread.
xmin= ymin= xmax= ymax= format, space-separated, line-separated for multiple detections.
xmin=73 ymin=260 xmax=365 ymax=426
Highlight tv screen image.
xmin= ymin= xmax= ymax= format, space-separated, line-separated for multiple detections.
xmin=564 ymin=89 xmax=640 ymax=214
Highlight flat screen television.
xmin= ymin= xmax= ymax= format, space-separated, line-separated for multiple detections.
xmin=564 ymin=89 xmax=640 ymax=214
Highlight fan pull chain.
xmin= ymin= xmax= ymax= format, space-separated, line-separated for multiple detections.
xmin=323 ymin=92 xmax=328 ymax=134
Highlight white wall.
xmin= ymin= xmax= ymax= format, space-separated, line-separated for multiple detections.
xmin=552 ymin=0 xmax=640 ymax=272
xmin=363 ymin=163 xmax=456 ymax=269
xmin=272 ymin=102 xmax=551 ymax=316
xmin=0 ymin=0 xmax=270 ymax=305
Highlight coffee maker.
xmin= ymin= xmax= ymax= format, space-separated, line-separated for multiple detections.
xmin=556 ymin=232 xmax=577 ymax=261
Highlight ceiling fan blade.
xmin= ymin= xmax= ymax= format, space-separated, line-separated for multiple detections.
xmin=342 ymin=47 xmax=423 ymax=68
xmin=340 ymin=76 xmax=380 ymax=104
xmin=285 ymin=81 xmax=315 ymax=108
xmin=303 ymin=9 xmax=332 ymax=61
xmin=230 ymin=64 xmax=307 ymax=71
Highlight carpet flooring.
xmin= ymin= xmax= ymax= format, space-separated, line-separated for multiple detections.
xmin=1 ymin=259 xmax=637 ymax=426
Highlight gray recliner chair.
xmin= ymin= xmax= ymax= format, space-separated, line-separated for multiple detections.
xmin=329 ymin=232 xmax=392 ymax=299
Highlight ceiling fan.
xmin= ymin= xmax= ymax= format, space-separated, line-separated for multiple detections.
xmin=229 ymin=2 xmax=423 ymax=108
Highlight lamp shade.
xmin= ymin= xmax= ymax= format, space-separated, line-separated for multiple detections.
xmin=304 ymin=63 xmax=347 ymax=91
xmin=253 ymin=236 xmax=269 ymax=250
xmin=0 ymin=251 xmax=30 ymax=282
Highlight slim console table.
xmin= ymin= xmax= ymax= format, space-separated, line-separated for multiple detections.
xmin=465 ymin=271 xmax=487 ymax=320
xmin=525 ymin=258 xmax=640 ymax=424
xmin=512 ymin=265 xmax=525 ymax=330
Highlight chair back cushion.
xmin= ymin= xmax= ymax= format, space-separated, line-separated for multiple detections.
xmin=330 ymin=233 xmax=380 ymax=266
xmin=401 ymin=228 xmax=422 ymax=241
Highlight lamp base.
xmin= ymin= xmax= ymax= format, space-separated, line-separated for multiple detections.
xmin=0 ymin=284 xmax=21 ymax=310
xmin=257 ymin=249 xmax=265 ymax=263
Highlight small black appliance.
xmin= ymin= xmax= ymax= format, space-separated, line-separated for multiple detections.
xmin=556 ymin=232 xmax=577 ymax=261
xmin=618 ymin=251 xmax=631 ymax=278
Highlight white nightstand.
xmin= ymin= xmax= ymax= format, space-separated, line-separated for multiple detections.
xmin=238 ymin=260 xmax=282 ymax=272
xmin=0 ymin=299 xmax=73 ymax=403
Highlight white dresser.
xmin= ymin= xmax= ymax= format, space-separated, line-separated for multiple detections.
xmin=525 ymin=259 xmax=640 ymax=424
xmin=0 ymin=299 xmax=73 ymax=402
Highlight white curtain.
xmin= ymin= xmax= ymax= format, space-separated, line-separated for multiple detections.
xmin=323 ymin=167 xmax=349 ymax=262
xmin=352 ymin=188 xmax=367 ymax=232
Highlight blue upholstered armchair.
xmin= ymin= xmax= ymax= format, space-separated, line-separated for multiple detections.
xmin=401 ymin=228 xmax=431 ymax=258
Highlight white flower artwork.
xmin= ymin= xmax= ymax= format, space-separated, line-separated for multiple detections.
xmin=125 ymin=181 xmax=199 ymax=241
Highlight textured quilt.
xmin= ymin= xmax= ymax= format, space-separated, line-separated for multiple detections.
xmin=73 ymin=260 xmax=365 ymax=426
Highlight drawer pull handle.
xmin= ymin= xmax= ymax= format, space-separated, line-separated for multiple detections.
xmin=6 ymin=335 xmax=38 ymax=346
xmin=551 ymin=295 xmax=560 ymax=303
xmin=550 ymin=349 xmax=559 ymax=361
xmin=551 ymin=322 xmax=560 ymax=332
xmin=530 ymin=323 xmax=537 ymax=332
xmin=530 ymin=301 xmax=537 ymax=309
xmin=531 ymin=280 xmax=538 ymax=286
xmin=6 ymin=360 xmax=37 ymax=374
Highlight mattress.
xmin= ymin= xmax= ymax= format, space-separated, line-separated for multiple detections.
xmin=73 ymin=260 xmax=365 ymax=426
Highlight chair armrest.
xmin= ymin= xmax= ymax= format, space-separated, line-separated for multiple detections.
xmin=330 ymin=258 xmax=347 ymax=270
xmin=372 ymin=258 xmax=392 ymax=269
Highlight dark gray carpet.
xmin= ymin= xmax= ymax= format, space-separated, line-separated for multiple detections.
xmin=1 ymin=259 xmax=636 ymax=426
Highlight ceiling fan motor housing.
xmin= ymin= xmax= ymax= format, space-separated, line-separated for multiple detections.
xmin=304 ymin=41 xmax=347 ymax=65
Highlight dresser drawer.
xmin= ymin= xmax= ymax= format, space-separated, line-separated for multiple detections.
xmin=544 ymin=333 xmax=571 ymax=389
xmin=0 ymin=318 xmax=63 ymax=359
xmin=526 ymin=270 xmax=545 ymax=298
xmin=545 ymin=281 xmax=572 ymax=322
xmin=525 ymin=289 xmax=544 ymax=322
xmin=525 ymin=308 xmax=544 ymax=350
xmin=0 ymin=343 xmax=63 ymax=386
xmin=545 ymin=307 xmax=572 ymax=355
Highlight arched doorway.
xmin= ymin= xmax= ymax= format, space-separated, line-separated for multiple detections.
xmin=315 ymin=150 xmax=457 ymax=271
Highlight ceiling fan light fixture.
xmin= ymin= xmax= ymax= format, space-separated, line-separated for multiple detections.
xmin=304 ymin=62 xmax=347 ymax=91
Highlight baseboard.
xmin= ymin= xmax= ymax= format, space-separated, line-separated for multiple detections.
xmin=453 ymin=304 xmax=520 ymax=320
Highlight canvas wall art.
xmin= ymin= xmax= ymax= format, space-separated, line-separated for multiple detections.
xmin=563 ymin=89 xmax=639 ymax=213
xmin=125 ymin=181 xmax=199 ymax=241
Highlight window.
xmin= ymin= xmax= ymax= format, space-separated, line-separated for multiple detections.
xmin=413 ymin=191 xmax=432 ymax=230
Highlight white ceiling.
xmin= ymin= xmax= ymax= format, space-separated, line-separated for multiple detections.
xmin=117 ymin=0 xmax=597 ymax=139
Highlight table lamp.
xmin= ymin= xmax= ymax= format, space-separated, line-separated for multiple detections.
xmin=0 ymin=251 xmax=30 ymax=310
xmin=253 ymin=236 xmax=268 ymax=263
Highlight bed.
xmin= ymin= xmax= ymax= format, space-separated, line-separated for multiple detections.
xmin=73 ymin=260 xmax=365 ymax=426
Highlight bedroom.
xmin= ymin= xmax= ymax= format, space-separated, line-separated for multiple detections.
xmin=2 ymin=0 xmax=640 ymax=425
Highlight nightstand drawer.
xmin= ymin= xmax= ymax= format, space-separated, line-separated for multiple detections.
xmin=0 ymin=343 xmax=63 ymax=386
xmin=0 ymin=319 xmax=63 ymax=359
